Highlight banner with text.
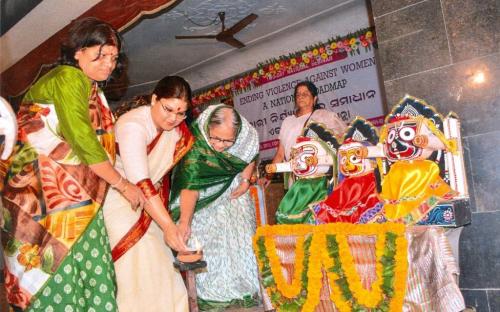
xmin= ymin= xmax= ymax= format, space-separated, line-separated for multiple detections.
xmin=234 ymin=48 xmax=385 ymax=160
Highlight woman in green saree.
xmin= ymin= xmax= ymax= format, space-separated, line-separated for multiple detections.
xmin=170 ymin=104 xmax=261 ymax=310
xmin=0 ymin=17 xmax=145 ymax=311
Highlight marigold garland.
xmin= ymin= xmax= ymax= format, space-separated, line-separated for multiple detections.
xmin=301 ymin=232 xmax=324 ymax=312
xmin=253 ymin=225 xmax=314 ymax=311
xmin=390 ymin=235 xmax=408 ymax=311
xmin=264 ymin=235 xmax=305 ymax=298
xmin=335 ymin=231 xmax=385 ymax=307
xmin=253 ymin=223 xmax=407 ymax=311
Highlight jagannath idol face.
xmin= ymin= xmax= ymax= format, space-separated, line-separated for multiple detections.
xmin=339 ymin=142 xmax=373 ymax=177
xmin=384 ymin=119 xmax=423 ymax=161
xmin=290 ymin=139 xmax=334 ymax=177
xmin=290 ymin=143 xmax=319 ymax=177
xmin=290 ymin=139 xmax=328 ymax=177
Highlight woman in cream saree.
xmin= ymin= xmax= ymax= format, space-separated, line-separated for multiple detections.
xmin=103 ymin=76 xmax=194 ymax=312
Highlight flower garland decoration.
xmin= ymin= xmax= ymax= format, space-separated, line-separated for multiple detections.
xmin=301 ymin=231 xmax=324 ymax=312
xmin=253 ymin=223 xmax=407 ymax=311
xmin=192 ymin=27 xmax=377 ymax=107
xmin=254 ymin=225 xmax=314 ymax=311
xmin=264 ymin=235 xmax=305 ymax=298
xmin=324 ymin=231 xmax=407 ymax=311
xmin=334 ymin=230 xmax=385 ymax=307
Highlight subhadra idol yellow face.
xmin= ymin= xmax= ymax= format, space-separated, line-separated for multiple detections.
xmin=338 ymin=141 xmax=373 ymax=176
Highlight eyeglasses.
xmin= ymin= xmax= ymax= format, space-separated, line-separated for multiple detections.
xmin=208 ymin=135 xmax=235 ymax=146
xmin=161 ymin=103 xmax=187 ymax=120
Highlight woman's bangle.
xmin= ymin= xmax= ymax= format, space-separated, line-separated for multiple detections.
xmin=111 ymin=176 xmax=129 ymax=193
xmin=120 ymin=182 xmax=129 ymax=193
xmin=241 ymin=178 xmax=251 ymax=184
xmin=111 ymin=176 xmax=124 ymax=189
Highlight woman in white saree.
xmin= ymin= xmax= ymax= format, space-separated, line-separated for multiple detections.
xmin=103 ymin=76 xmax=195 ymax=312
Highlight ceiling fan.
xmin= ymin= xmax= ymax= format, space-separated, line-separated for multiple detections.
xmin=175 ymin=12 xmax=258 ymax=49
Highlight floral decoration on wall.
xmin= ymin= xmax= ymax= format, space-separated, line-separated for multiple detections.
xmin=192 ymin=27 xmax=377 ymax=107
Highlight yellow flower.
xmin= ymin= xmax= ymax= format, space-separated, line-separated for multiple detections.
xmin=302 ymin=233 xmax=324 ymax=312
xmin=330 ymin=42 xmax=337 ymax=49
xmin=224 ymin=83 xmax=231 ymax=90
xmin=303 ymin=57 xmax=310 ymax=64
xmin=336 ymin=232 xmax=384 ymax=307
xmin=321 ymin=53 xmax=328 ymax=60
xmin=366 ymin=31 xmax=373 ymax=38
xmin=391 ymin=235 xmax=408 ymax=311
xmin=17 ymin=243 xmax=41 ymax=271
xmin=274 ymin=63 xmax=280 ymax=70
xmin=290 ymin=58 xmax=297 ymax=66
xmin=253 ymin=223 xmax=407 ymax=312
xmin=322 ymin=223 xmax=407 ymax=312
xmin=254 ymin=225 xmax=314 ymax=309
xmin=350 ymin=37 xmax=357 ymax=45
xmin=312 ymin=48 xmax=319 ymax=56
xmin=264 ymin=236 xmax=304 ymax=298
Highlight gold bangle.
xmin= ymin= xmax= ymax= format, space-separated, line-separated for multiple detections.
xmin=111 ymin=176 xmax=124 ymax=188
xmin=120 ymin=182 xmax=129 ymax=193
xmin=111 ymin=175 xmax=123 ymax=187
xmin=241 ymin=178 xmax=250 ymax=184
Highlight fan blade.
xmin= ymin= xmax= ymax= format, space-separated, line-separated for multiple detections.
xmin=175 ymin=35 xmax=217 ymax=39
xmin=225 ymin=13 xmax=258 ymax=35
xmin=218 ymin=36 xmax=245 ymax=49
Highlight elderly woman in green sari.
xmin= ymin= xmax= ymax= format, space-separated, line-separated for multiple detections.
xmin=170 ymin=104 xmax=261 ymax=310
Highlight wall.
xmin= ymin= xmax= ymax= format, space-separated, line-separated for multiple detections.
xmin=120 ymin=0 xmax=372 ymax=99
xmin=370 ymin=0 xmax=500 ymax=311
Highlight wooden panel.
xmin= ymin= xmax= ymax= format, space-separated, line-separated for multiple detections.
xmin=263 ymin=183 xmax=285 ymax=225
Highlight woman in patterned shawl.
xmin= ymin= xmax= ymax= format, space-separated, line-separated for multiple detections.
xmin=103 ymin=76 xmax=195 ymax=312
xmin=170 ymin=104 xmax=261 ymax=310
xmin=0 ymin=17 xmax=145 ymax=311
xmin=0 ymin=96 xmax=17 ymax=160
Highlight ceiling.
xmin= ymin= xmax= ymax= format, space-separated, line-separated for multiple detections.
xmin=122 ymin=0 xmax=354 ymax=87
xmin=0 ymin=0 xmax=42 ymax=35
xmin=1 ymin=0 xmax=367 ymax=99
